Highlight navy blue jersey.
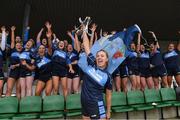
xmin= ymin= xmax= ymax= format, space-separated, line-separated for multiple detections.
xmin=138 ymin=50 xmax=150 ymax=68
xmin=10 ymin=49 xmax=21 ymax=65
xmin=163 ymin=50 xmax=180 ymax=68
xmin=150 ymin=49 xmax=164 ymax=66
xmin=0 ymin=49 xmax=3 ymax=69
xmin=126 ymin=51 xmax=139 ymax=69
xmin=52 ymin=49 xmax=70 ymax=65
xmin=35 ymin=55 xmax=51 ymax=74
xmin=19 ymin=50 xmax=33 ymax=65
xmin=68 ymin=50 xmax=79 ymax=68
xmin=81 ymin=53 xmax=112 ymax=102
xmin=29 ymin=47 xmax=38 ymax=59
xmin=68 ymin=50 xmax=79 ymax=63
xmin=52 ymin=41 xmax=59 ymax=51
xmin=177 ymin=50 xmax=180 ymax=65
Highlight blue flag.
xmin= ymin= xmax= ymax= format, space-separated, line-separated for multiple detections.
xmin=78 ymin=24 xmax=141 ymax=74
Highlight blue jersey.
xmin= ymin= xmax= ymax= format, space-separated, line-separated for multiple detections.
xmin=68 ymin=50 xmax=79 ymax=69
xmin=177 ymin=50 xmax=180 ymax=65
xmin=150 ymin=49 xmax=164 ymax=66
xmin=10 ymin=49 xmax=21 ymax=65
xmin=126 ymin=50 xmax=139 ymax=69
xmin=52 ymin=41 xmax=59 ymax=51
xmin=81 ymin=53 xmax=112 ymax=102
xmin=52 ymin=49 xmax=70 ymax=65
xmin=19 ymin=50 xmax=33 ymax=65
xmin=68 ymin=50 xmax=79 ymax=63
xmin=35 ymin=55 xmax=51 ymax=74
xmin=0 ymin=50 xmax=3 ymax=69
xmin=163 ymin=50 xmax=180 ymax=68
xmin=29 ymin=47 xmax=38 ymax=59
xmin=138 ymin=50 xmax=150 ymax=69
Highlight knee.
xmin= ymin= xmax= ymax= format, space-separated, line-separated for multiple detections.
xmin=35 ymin=89 xmax=42 ymax=96
xmin=45 ymin=90 xmax=52 ymax=96
xmin=62 ymin=85 xmax=67 ymax=91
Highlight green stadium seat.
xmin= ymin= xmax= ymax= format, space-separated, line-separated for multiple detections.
xmin=66 ymin=93 xmax=81 ymax=117
xmin=159 ymin=87 xmax=180 ymax=118
xmin=12 ymin=96 xmax=42 ymax=120
xmin=144 ymin=88 xmax=167 ymax=108
xmin=127 ymin=90 xmax=154 ymax=111
xmin=144 ymin=89 xmax=162 ymax=119
xmin=111 ymin=92 xmax=134 ymax=113
xmin=159 ymin=88 xmax=179 ymax=118
xmin=144 ymin=89 xmax=161 ymax=103
xmin=40 ymin=95 xmax=64 ymax=119
xmin=0 ymin=97 xmax=18 ymax=119
xmin=111 ymin=92 xmax=133 ymax=119
xmin=159 ymin=88 xmax=180 ymax=107
xmin=127 ymin=90 xmax=149 ymax=119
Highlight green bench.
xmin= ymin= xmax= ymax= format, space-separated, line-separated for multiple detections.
xmin=40 ymin=95 xmax=64 ymax=119
xmin=12 ymin=96 xmax=42 ymax=119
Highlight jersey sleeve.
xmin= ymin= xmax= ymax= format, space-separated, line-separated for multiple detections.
xmin=105 ymin=74 xmax=112 ymax=90
xmin=87 ymin=53 xmax=96 ymax=67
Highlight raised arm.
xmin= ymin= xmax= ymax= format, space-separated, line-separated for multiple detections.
xmin=149 ymin=31 xmax=160 ymax=49
xmin=45 ymin=21 xmax=52 ymax=34
xmin=136 ymin=33 xmax=141 ymax=52
xmin=67 ymin=30 xmax=75 ymax=47
xmin=100 ymin=28 xmax=103 ymax=38
xmin=46 ymin=31 xmax=52 ymax=56
xmin=1 ymin=26 xmax=6 ymax=51
xmin=45 ymin=21 xmax=53 ymax=55
xmin=10 ymin=26 xmax=16 ymax=49
xmin=94 ymin=32 xmax=98 ymax=42
xmin=36 ymin=28 xmax=44 ymax=44
xmin=89 ymin=23 xmax=97 ymax=48
xmin=74 ymin=33 xmax=81 ymax=52
xmin=82 ymin=28 xmax=91 ymax=55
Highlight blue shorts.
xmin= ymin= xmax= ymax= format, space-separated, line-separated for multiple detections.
xmin=67 ymin=66 xmax=79 ymax=79
xmin=52 ymin=63 xmax=67 ymax=77
xmin=112 ymin=67 xmax=120 ymax=78
xmin=9 ymin=67 xmax=20 ymax=80
xmin=19 ymin=67 xmax=32 ymax=78
xmin=38 ymin=73 xmax=51 ymax=83
xmin=139 ymin=67 xmax=152 ymax=78
xmin=127 ymin=66 xmax=139 ymax=76
xmin=67 ymin=72 xmax=79 ymax=79
xmin=166 ymin=66 xmax=180 ymax=76
xmin=81 ymin=100 xmax=106 ymax=119
xmin=119 ymin=65 xmax=128 ymax=78
xmin=151 ymin=64 xmax=167 ymax=78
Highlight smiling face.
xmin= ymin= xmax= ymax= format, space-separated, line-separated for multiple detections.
xmin=58 ymin=41 xmax=65 ymax=50
xmin=15 ymin=36 xmax=21 ymax=43
xmin=168 ymin=43 xmax=174 ymax=51
xmin=38 ymin=45 xmax=46 ymax=57
xmin=96 ymin=50 xmax=108 ymax=69
xmin=25 ymin=39 xmax=34 ymax=49
xmin=15 ymin=42 xmax=23 ymax=52
xmin=150 ymin=43 xmax=155 ymax=51
xmin=42 ymin=38 xmax=47 ymax=46
xmin=67 ymin=44 xmax=73 ymax=52
xmin=130 ymin=43 xmax=136 ymax=51
xmin=140 ymin=45 xmax=145 ymax=51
